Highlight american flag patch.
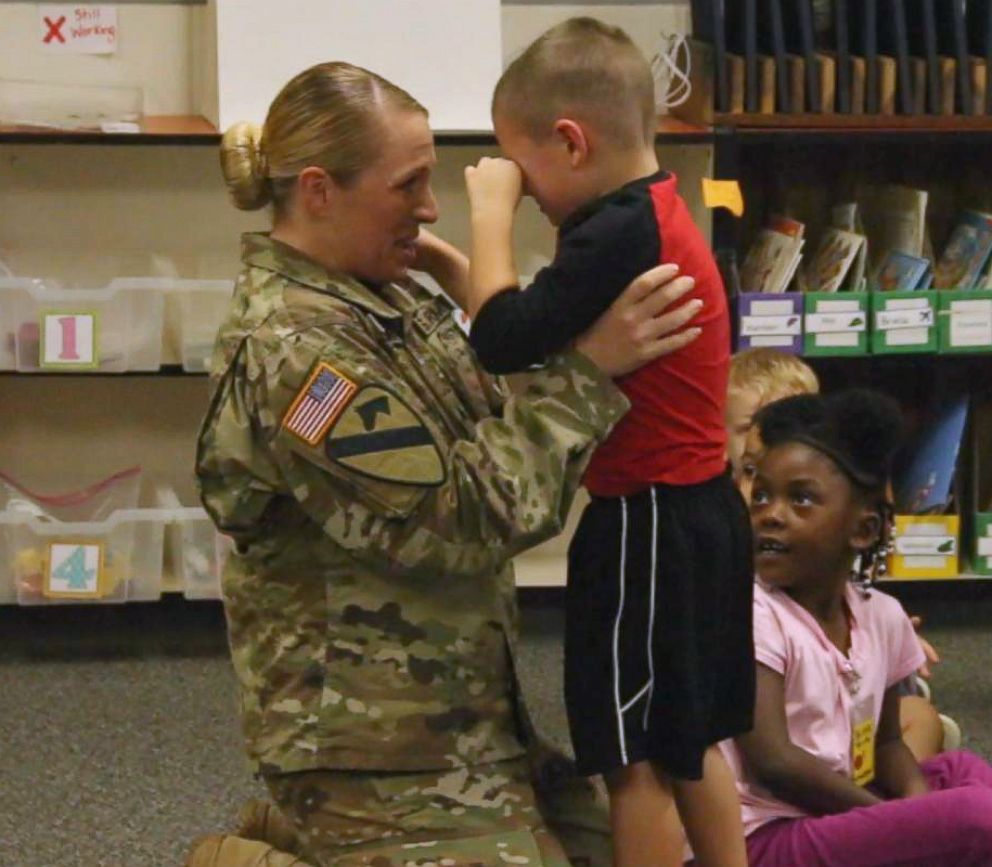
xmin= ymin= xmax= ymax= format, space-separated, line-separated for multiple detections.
xmin=282 ymin=363 xmax=358 ymax=445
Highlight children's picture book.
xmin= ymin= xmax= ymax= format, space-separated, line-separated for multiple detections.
xmin=873 ymin=250 xmax=933 ymax=291
xmin=805 ymin=228 xmax=867 ymax=292
xmin=740 ymin=216 xmax=806 ymax=294
xmin=933 ymin=210 xmax=992 ymax=289
xmin=895 ymin=394 xmax=969 ymax=515
xmin=861 ymin=184 xmax=929 ymax=274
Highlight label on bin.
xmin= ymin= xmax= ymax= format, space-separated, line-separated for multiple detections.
xmin=806 ymin=312 xmax=866 ymax=334
xmin=894 ymin=536 xmax=956 ymax=557
xmin=949 ymin=302 xmax=992 ymax=348
xmin=978 ymin=538 xmax=992 ymax=557
xmin=875 ymin=309 xmax=934 ymax=331
xmin=40 ymin=311 xmax=98 ymax=370
xmin=740 ymin=315 xmax=801 ymax=337
xmin=44 ymin=541 xmax=104 ymax=599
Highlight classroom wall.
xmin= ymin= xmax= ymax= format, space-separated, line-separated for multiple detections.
xmin=0 ymin=1 xmax=703 ymax=588
xmin=0 ymin=3 xmax=692 ymax=115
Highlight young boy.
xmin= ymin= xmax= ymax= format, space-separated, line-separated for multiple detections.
xmin=726 ymin=348 xmax=820 ymax=499
xmin=726 ymin=347 xmax=958 ymax=764
xmin=464 ymin=18 xmax=753 ymax=867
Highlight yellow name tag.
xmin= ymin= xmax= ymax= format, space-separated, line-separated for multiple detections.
xmin=852 ymin=718 xmax=875 ymax=786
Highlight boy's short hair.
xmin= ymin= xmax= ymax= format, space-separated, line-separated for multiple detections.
xmin=729 ymin=348 xmax=820 ymax=404
xmin=493 ymin=17 xmax=656 ymax=150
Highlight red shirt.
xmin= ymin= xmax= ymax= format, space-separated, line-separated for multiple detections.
xmin=469 ymin=172 xmax=730 ymax=495
xmin=584 ymin=176 xmax=729 ymax=495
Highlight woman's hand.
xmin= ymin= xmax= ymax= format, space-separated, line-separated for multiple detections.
xmin=575 ymin=264 xmax=703 ymax=377
xmin=411 ymin=229 xmax=471 ymax=308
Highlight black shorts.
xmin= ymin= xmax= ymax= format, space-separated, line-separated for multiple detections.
xmin=564 ymin=471 xmax=755 ymax=781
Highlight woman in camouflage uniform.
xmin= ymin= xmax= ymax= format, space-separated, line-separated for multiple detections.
xmin=192 ymin=61 xmax=702 ymax=867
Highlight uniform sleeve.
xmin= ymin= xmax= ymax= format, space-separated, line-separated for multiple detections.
xmin=876 ymin=593 xmax=927 ymax=688
xmin=753 ymin=588 xmax=789 ymax=675
xmin=254 ymin=332 xmax=630 ymax=581
xmin=468 ymin=199 xmax=661 ymax=374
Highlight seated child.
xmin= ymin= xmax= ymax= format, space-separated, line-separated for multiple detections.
xmin=726 ymin=348 xmax=957 ymax=762
xmin=464 ymin=16 xmax=752 ymax=867
xmin=713 ymin=389 xmax=992 ymax=867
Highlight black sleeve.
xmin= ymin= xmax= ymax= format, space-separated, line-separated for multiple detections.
xmin=468 ymin=197 xmax=661 ymax=374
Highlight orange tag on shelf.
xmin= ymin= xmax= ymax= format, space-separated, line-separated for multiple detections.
xmin=702 ymin=178 xmax=744 ymax=217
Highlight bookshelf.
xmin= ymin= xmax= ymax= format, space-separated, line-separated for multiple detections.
xmin=712 ymin=121 xmax=992 ymax=587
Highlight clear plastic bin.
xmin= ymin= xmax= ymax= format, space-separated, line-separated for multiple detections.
xmin=0 ymin=508 xmax=170 ymax=605
xmin=0 ymin=278 xmax=165 ymax=372
xmin=171 ymin=279 xmax=233 ymax=372
xmin=167 ymin=506 xmax=229 ymax=600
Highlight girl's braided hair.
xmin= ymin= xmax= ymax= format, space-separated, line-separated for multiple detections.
xmin=755 ymin=388 xmax=905 ymax=590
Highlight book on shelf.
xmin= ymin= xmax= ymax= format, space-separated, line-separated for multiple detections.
xmin=969 ymin=0 xmax=992 ymax=114
xmin=832 ymin=0 xmax=853 ymax=112
xmin=726 ymin=0 xmax=760 ymax=112
xmin=805 ymin=228 xmax=868 ymax=292
xmin=873 ymin=249 xmax=933 ymax=291
xmin=933 ymin=211 xmax=992 ymax=290
xmin=739 ymin=216 xmax=805 ymax=294
xmin=895 ymin=394 xmax=969 ymax=516
xmin=934 ymin=0 xmax=972 ymax=113
xmin=782 ymin=0 xmax=822 ymax=111
xmin=907 ymin=0 xmax=941 ymax=113
xmin=878 ymin=0 xmax=916 ymax=114
xmin=861 ymin=184 xmax=929 ymax=276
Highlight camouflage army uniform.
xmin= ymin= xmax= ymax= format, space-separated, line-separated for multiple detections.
xmin=196 ymin=234 xmax=628 ymax=866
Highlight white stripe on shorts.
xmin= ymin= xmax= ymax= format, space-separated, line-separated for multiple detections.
xmin=612 ymin=497 xmax=629 ymax=765
xmin=644 ymin=486 xmax=659 ymax=731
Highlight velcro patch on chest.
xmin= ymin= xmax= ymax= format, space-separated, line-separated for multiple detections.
xmin=281 ymin=362 xmax=359 ymax=445
xmin=324 ymin=386 xmax=445 ymax=486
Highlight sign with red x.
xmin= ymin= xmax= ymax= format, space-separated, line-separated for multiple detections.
xmin=39 ymin=5 xmax=118 ymax=55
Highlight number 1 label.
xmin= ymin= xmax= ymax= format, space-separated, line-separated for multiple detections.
xmin=41 ymin=312 xmax=98 ymax=369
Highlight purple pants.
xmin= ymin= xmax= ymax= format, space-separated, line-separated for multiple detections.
xmin=746 ymin=750 xmax=992 ymax=867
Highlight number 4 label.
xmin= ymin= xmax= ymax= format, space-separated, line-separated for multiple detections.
xmin=41 ymin=311 xmax=98 ymax=369
xmin=45 ymin=542 xmax=104 ymax=599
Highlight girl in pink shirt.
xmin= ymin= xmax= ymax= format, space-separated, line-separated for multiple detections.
xmin=721 ymin=389 xmax=992 ymax=867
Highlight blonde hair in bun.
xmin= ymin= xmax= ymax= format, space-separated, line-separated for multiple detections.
xmin=220 ymin=121 xmax=271 ymax=211
xmin=218 ymin=62 xmax=427 ymax=219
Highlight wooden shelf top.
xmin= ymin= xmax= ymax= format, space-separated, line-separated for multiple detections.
xmin=0 ymin=114 xmax=713 ymax=146
xmin=0 ymin=115 xmax=220 ymax=145
xmin=714 ymin=113 xmax=992 ymax=141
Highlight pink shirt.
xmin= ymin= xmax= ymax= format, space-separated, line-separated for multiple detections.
xmin=723 ymin=579 xmax=925 ymax=838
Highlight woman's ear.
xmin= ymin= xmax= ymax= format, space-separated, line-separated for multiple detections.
xmin=553 ymin=119 xmax=590 ymax=168
xmin=296 ymin=166 xmax=334 ymax=216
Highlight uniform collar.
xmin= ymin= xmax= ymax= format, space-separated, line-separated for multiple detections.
xmin=241 ymin=232 xmax=402 ymax=320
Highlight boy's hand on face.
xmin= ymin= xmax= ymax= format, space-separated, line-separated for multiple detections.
xmin=465 ymin=157 xmax=523 ymax=218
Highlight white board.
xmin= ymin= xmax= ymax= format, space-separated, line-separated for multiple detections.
xmin=211 ymin=0 xmax=502 ymax=132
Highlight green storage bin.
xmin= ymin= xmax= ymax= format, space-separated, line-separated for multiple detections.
xmin=975 ymin=514 xmax=992 ymax=576
xmin=870 ymin=291 xmax=937 ymax=354
xmin=937 ymin=290 xmax=992 ymax=354
xmin=803 ymin=292 xmax=869 ymax=357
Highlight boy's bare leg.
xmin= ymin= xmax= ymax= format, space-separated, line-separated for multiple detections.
xmin=900 ymin=695 xmax=944 ymax=762
xmin=672 ymin=746 xmax=747 ymax=867
xmin=605 ymin=761 xmax=683 ymax=867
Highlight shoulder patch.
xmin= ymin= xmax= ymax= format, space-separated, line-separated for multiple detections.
xmin=281 ymin=362 xmax=358 ymax=445
xmin=325 ymin=386 xmax=445 ymax=486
